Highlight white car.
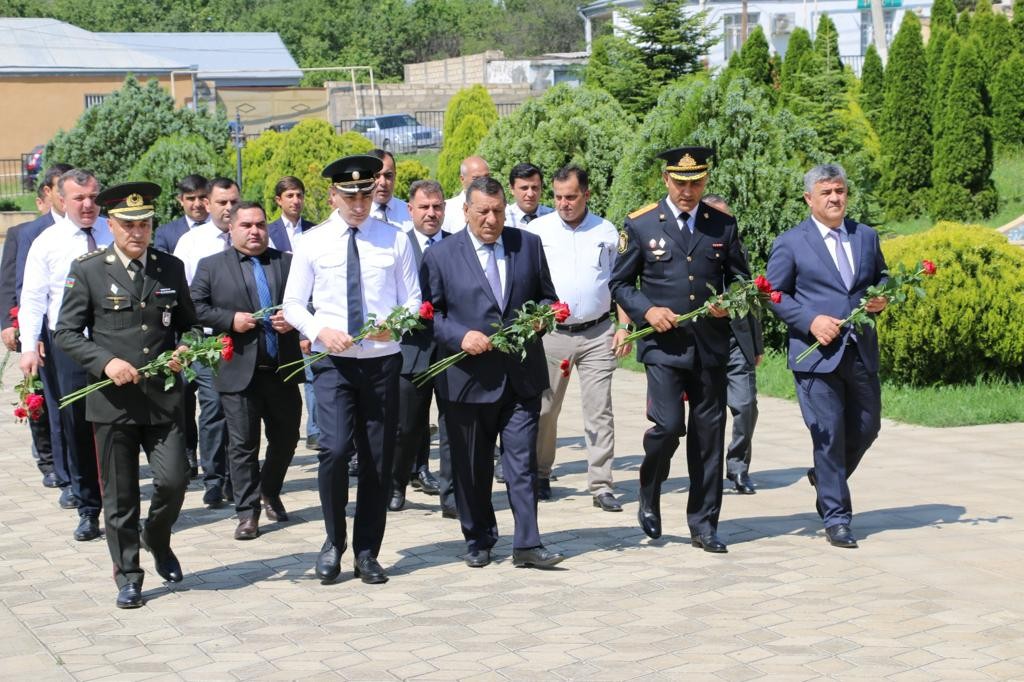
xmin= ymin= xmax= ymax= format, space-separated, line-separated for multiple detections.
xmin=350 ymin=114 xmax=442 ymax=153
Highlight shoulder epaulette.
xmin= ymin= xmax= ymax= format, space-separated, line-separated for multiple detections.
xmin=76 ymin=248 xmax=106 ymax=262
xmin=628 ymin=203 xmax=658 ymax=220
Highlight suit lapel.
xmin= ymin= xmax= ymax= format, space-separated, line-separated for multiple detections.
xmin=847 ymin=219 xmax=868 ymax=289
xmin=687 ymin=203 xmax=710 ymax=255
xmin=407 ymin=230 xmax=423 ymax=267
xmin=105 ymin=248 xmax=137 ymax=302
xmin=230 ymin=250 xmax=259 ymax=311
xmin=802 ymin=219 xmax=848 ymax=290
xmin=502 ymin=230 xmax=516 ymax=311
xmin=457 ymin=231 xmax=501 ymax=310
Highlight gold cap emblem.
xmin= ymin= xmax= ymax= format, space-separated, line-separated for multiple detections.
xmin=126 ymin=193 xmax=144 ymax=207
xmin=677 ymin=154 xmax=697 ymax=170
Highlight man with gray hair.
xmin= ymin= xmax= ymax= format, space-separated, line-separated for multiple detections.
xmin=441 ymin=156 xmax=490 ymax=232
xmin=766 ymin=163 xmax=889 ymax=549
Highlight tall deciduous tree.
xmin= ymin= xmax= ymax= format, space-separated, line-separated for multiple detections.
xmin=878 ymin=12 xmax=931 ymax=219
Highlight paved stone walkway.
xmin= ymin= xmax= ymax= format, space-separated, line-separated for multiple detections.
xmin=1 ymin=363 xmax=1022 ymax=681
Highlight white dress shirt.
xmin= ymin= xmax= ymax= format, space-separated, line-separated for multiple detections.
xmin=407 ymin=228 xmax=443 ymax=252
xmin=173 ymin=222 xmax=233 ymax=285
xmin=811 ymin=215 xmax=856 ymax=278
xmin=372 ymin=196 xmax=414 ymax=231
xmin=441 ymin=190 xmax=467 ymax=233
xmin=466 ymin=229 xmax=506 ymax=293
xmin=505 ymin=203 xmax=553 ymax=227
xmin=283 ymin=211 xmax=421 ymax=359
xmin=667 ymin=201 xmax=696 ymax=233
xmin=523 ymin=210 xmax=618 ymax=324
xmin=19 ymin=216 xmax=114 ymax=348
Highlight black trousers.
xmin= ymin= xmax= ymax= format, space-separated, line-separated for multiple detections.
xmin=642 ymin=363 xmax=727 ymax=535
xmin=50 ymin=340 xmax=101 ymax=518
xmin=313 ymin=353 xmax=400 ymax=559
xmin=219 ymin=370 xmax=301 ymax=519
xmin=38 ymin=325 xmax=68 ymax=486
xmin=443 ymin=387 xmax=542 ymax=552
xmin=93 ymin=421 xmax=189 ymax=589
xmin=393 ymin=374 xmax=453 ymax=505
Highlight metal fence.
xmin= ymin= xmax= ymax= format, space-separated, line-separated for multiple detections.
xmin=0 ymin=158 xmax=31 ymax=199
xmin=335 ymin=104 xmax=521 ymax=153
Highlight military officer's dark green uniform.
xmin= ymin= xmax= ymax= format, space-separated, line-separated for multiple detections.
xmin=54 ymin=182 xmax=200 ymax=608
xmin=609 ymin=147 xmax=751 ymax=551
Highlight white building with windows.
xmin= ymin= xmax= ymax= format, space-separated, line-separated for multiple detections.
xmin=578 ymin=0 xmax=934 ymax=74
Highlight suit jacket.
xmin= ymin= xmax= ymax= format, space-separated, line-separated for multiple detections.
xmin=9 ymin=212 xmax=56 ymax=324
xmin=190 ymin=246 xmax=303 ymax=392
xmin=610 ymin=198 xmax=750 ymax=369
xmin=730 ymin=314 xmax=764 ymax=366
xmin=267 ymin=216 xmax=316 ymax=253
xmin=1 ymin=220 xmax=31 ymax=329
xmin=400 ymin=229 xmax=449 ymax=375
xmin=54 ymin=246 xmax=200 ymax=425
xmin=765 ymin=217 xmax=887 ymax=373
xmin=421 ymin=227 xmax=557 ymax=403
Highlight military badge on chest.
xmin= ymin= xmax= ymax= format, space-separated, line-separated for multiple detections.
xmin=648 ymin=237 xmax=668 ymax=260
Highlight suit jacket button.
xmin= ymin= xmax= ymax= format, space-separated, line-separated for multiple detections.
xmin=143 ymin=347 xmax=150 ymax=354
xmin=688 ymin=275 xmax=694 ymax=281
xmin=687 ymin=256 xmax=692 ymax=262
xmin=140 ymin=302 xmax=146 ymax=308
xmin=689 ymin=294 xmax=695 ymax=301
xmin=141 ymin=324 xmax=148 ymax=331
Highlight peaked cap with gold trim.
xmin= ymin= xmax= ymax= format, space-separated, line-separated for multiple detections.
xmin=657 ymin=146 xmax=714 ymax=181
xmin=97 ymin=182 xmax=161 ymax=220
xmin=322 ymin=154 xmax=382 ymax=194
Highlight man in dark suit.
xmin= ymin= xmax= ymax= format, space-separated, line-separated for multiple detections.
xmin=421 ymin=176 xmax=565 ymax=569
xmin=191 ymin=201 xmax=303 ymax=540
xmin=267 ymin=176 xmax=316 ymax=253
xmin=766 ymin=164 xmax=888 ymax=549
xmin=153 ymin=175 xmax=209 ymax=254
xmin=389 ymin=179 xmax=451 ymax=513
xmin=54 ymin=182 xmax=198 ymax=609
xmin=609 ymin=146 xmax=751 ymax=553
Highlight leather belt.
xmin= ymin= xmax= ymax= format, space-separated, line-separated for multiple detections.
xmin=556 ymin=312 xmax=610 ymax=333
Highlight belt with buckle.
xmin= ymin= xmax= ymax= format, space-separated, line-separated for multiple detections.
xmin=556 ymin=312 xmax=610 ymax=333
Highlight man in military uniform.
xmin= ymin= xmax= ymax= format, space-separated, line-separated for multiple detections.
xmin=609 ymin=147 xmax=751 ymax=553
xmin=55 ymin=182 xmax=200 ymax=609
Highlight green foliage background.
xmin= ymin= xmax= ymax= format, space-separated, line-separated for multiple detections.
xmin=438 ymin=115 xmax=490 ymax=196
xmin=130 ymin=134 xmax=232 ymax=226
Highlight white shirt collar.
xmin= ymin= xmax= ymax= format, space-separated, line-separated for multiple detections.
xmin=666 ymin=200 xmax=695 ymax=230
xmin=811 ymin=215 xmax=848 ymax=240
xmin=468 ymin=229 xmax=503 ymax=253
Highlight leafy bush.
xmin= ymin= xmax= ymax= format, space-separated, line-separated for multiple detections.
xmin=878 ymin=222 xmax=1024 ymax=385
xmin=45 ymin=76 xmax=228 ymax=187
xmin=441 ymin=85 xmax=498 ymax=146
xmin=129 ymin=134 xmax=231 ymax=226
xmin=394 ymin=159 xmax=432 ymax=200
xmin=437 ymin=114 xmax=490 ymax=196
xmin=477 ymin=84 xmax=635 ymax=218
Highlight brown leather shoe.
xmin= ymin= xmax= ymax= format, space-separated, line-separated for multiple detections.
xmin=262 ymin=495 xmax=289 ymax=522
xmin=234 ymin=517 xmax=259 ymax=540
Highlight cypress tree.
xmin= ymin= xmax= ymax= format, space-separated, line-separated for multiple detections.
xmin=990 ymin=51 xmax=1024 ymax=148
xmin=1014 ymin=0 xmax=1024 ymax=44
xmin=780 ymin=27 xmax=813 ymax=94
xmin=731 ymin=25 xmax=773 ymax=89
xmin=930 ymin=0 xmax=958 ymax=33
xmin=931 ymin=34 xmax=962 ymax=144
xmin=437 ymin=114 xmax=490 ymax=196
xmin=813 ymin=14 xmax=844 ymax=74
xmin=860 ymin=44 xmax=884 ymax=127
xmin=930 ymin=37 xmax=997 ymax=221
xmin=925 ymin=26 xmax=951 ymax=108
xmin=879 ymin=12 xmax=931 ymax=218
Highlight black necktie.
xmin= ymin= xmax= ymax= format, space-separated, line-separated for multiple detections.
xmin=523 ymin=213 xmax=537 ymax=223
xmin=82 ymin=227 xmax=97 ymax=251
xmin=128 ymin=259 xmax=144 ymax=298
xmin=679 ymin=211 xmax=691 ymax=232
xmin=347 ymin=227 xmax=364 ymax=336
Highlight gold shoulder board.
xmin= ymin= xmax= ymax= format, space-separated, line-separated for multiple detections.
xmin=628 ymin=202 xmax=658 ymax=220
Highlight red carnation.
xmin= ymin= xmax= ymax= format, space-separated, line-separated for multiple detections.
xmin=25 ymin=393 xmax=44 ymax=411
xmin=559 ymin=358 xmax=571 ymax=378
xmin=921 ymin=260 xmax=936 ymax=276
xmin=754 ymin=275 xmax=772 ymax=294
xmin=13 ymin=406 xmax=27 ymax=420
xmin=419 ymin=301 xmax=435 ymax=320
xmin=220 ymin=336 xmax=235 ymax=362
xmin=551 ymin=301 xmax=571 ymax=323
xmin=9 ymin=306 xmax=18 ymax=329
xmin=770 ymin=291 xmax=782 ymax=304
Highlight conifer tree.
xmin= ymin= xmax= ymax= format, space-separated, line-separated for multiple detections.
xmin=729 ymin=25 xmax=773 ymax=89
xmin=1014 ymin=0 xmax=1024 ymax=44
xmin=879 ymin=12 xmax=931 ymax=218
xmin=970 ymin=0 xmax=1017 ymax=75
xmin=780 ymin=27 xmax=813 ymax=94
xmin=990 ymin=52 xmax=1024 ymax=149
xmin=813 ymin=14 xmax=844 ymax=74
xmin=925 ymin=26 xmax=952 ymax=111
xmin=930 ymin=0 xmax=958 ymax=33
xmin=859 ymin=44 xmax=884 ymax=127
xmin=930 ymin=37 xmax=997 ymax=221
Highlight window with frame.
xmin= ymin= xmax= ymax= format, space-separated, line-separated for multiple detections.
xmin=84 ymin=94 xmax=107 ymax=109
xmin=723 ymin=13 xmax=762 ymax=59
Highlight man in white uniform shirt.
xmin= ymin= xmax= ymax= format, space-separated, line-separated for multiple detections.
xmin=441 ymin=155 xmax=490 ymax=233
xmin=19 ymin=168 xmax=113 ymax=541
xmin=368 ymin=149 xmax=414 ymax=230
xmin=523 ymin=166 xmax=632 ymax=511
xmin=505 ymin=162 xmax=553 ymax=227
xmin=174 ymin=177 xmax=238 ymax=508
xmin=283 ymin=155 xmax=421 ymax=585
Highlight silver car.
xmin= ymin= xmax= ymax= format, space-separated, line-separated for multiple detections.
xmin=350 ymin=114 xmax=442 ymax=153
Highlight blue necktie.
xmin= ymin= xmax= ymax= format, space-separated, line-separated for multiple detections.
xmin=827 ymin=230 xmax=854 ymax=289
xmin=347 ymin=227 xmax=364 ymax=336
xmin=250 ymin=258 xmax=278 ymax=358
xmin=483 ymin=242 xmax=503 ymax=307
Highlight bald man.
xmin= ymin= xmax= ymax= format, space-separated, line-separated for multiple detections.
xmin=441 ymin=156 xmax=490 ymax=233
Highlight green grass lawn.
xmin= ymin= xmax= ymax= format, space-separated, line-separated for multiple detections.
xmin=620 ymin=350 xmax=1024 ymax=427
xmin=884 ymin=150 xmax=1024 ymax=236
xmin=397 ymin=150 xmax=439 ymax=178
xmin=0 ymin=194 xmax=36 ymax=212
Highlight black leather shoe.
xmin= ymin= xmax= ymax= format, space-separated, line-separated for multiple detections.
xmin=637 ymin=486 xmax=662 ymax=539
xmin=691 ymin=532 xmax=728 ymax=553
xmin=464 ymin=549 xmax=491 ymax=568
xmin=512 ymin=546 xmax=565 ymax=568
xmin=234 ymin=518 xmax=259 ymax=540
xmin=140 ymin=531 xmax=184 ymax=582
xmin=305 ymin=435 xmax=319 ymax=450
xmin=42 ymin=472 xmax=59 ymax=488
xmin=388 ymin=488 xmax=406 ymax=512
xmin=807 ymin=468 xmax=817 ymax=487
xmin=825 ymin=524 xmax=858 ymax=548
xmin=116 ymin=582 xmax=143 ymax=609
xmin=592 ymin=492 xmax=623 ymax=512
xmin=58 ymin=487 xmax=80 ymax=509
xmin=202 ymin=486 xmax=223 ymax=509
xmin=411 ymin=469 xmax=440 ymax=495
xmin=537 ymin=478 xmax=552 ymax=501
xmin=348 ymin=458 xmax=359 ymax=476
xmin=728 ymin=472 xmax=756 ymax=495
xmin=262 ymin=495 xmax=289 ymax=522
xmin=186 ymin=450 xmax=198 ymax=480
xmin=353 ymin=555 xmax=389 ymax=584
xmin=315 ymin=539 xmax=343 ymax=582
xmin=441 ymin=503 xmax=458 ymax=519
xmin=494 ymin=457 xmax=505 ymax=484
xmin=73 ymin=515 xmax=101 ymax=541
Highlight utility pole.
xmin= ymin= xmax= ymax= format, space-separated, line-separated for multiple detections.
xmin=234 ymin=112 xmax=244 ymax=190
xmin=871 ymin=0 xmax=888 ymax=62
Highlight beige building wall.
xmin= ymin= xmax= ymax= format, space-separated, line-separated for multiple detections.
xmin=403 ymin=51 xmax=504 ymax=86
xmin=0 ymin=74 xmax=188 ymax=160
xmin=214 ymin=87 xmax=329 ymax=133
